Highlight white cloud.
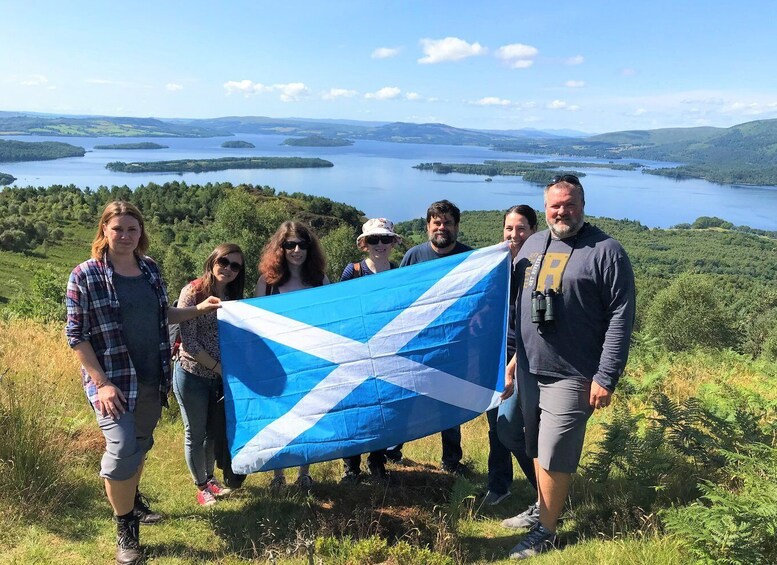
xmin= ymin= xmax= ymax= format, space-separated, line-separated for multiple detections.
xmin=565 ymin=80 xmax=585 ymax=88
xmin=621 ymin=68 xmax=637 ymax=77
xmin=475 ymin=97 xmax=512 ymax=106
xmin=547 ymin=99 xmax=580 ymax=111
xmin=274 ymin=82 xmax=309 ymax=102
xmin=633 ymin=108 xmax=647 ymax=116
xmin=166 ymin=83 xmax=183 ymax=92
xmin=223 ymin=80 xmax=272 ymax=96
xmin=405 ymin=92 xmax=422 ymax=101
xmin=565 ymin=55 xmax=584 ymax=65
xmin=86 ymin=78 xmax=152 ymax=89
xmin=322 ymin=88 xmax=358 ymax=100
xmin=365 ymin=86 xmax=401 ymax=100
xmin=20 ymin=74 xmax=49 ymax=86
xmin=371 ymin=47 xmax=400 ymax=59
xmin=418 ymin=37 xmax=487 ymax=64
xmin=223 ymin=80 xmax=308 ymax=101
xmin=495 ymin=43 xmax=538 ymax=69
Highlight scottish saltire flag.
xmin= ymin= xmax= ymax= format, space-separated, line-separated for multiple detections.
xmin=218 ymin=243 xmax=511 ymax=474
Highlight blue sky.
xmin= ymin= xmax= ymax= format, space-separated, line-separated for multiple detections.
xmin=3 ymin=0 xmax=777 ymax=133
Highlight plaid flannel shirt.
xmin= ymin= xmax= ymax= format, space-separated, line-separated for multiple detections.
xmin=65 ymin=254 xmax=171 ymax=412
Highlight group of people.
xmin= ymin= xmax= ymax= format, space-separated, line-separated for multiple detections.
xmin=66 ymin=173 xmax=635 ymax=563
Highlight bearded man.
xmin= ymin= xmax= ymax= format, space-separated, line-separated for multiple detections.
xmin=504 ymin=175 xmax=636 ymax=560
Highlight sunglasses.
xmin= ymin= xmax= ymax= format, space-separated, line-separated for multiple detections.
xmin=548 ymin=174 xmax=582 ymax=187
xmin=365 ymin=235 xmax=395 ymax=245
xmin=216 ymin=256 xmax=243 ymax=272
xmin=281 ymin=240 xmax=310 ymax=251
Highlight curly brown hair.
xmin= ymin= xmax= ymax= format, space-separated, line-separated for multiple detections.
xmin=192 ymin=243 xmax=246 ymax=301
xmin=258 ymin=221 xmax=327 ymax=287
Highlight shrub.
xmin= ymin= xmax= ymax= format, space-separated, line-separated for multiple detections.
xmin=643 ymin=273 xmax=736 ymax=351
xmin=662 ymin=444 xmax=777 ymax=565
xmin=5 ymin=264 xmax=67 ymax=322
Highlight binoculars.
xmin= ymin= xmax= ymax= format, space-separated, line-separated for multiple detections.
xmin=531 ymin=289 xmax=557 ymax=324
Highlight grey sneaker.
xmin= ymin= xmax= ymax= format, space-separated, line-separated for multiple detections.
xmin=508 ymin=523 xmax=557 ymax=560
xmin=269 ymin=476 xmax=286 ymax=491
xmin=501 ymin=502 xmax=540 ymax=529
xmin=483 ymin=490 xmax=511 ymax=506
xmin=295 ymin=474 xmax=314 ymax=488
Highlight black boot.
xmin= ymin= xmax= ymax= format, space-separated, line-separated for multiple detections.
xmin=115 ymin=512 xmax=143 ymax=564
xmin=133 ymin=490 xmax=162 ymax=524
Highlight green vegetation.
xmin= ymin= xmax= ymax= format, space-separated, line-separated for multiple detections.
xmin=105 ymin=156 xmax=334 ymax=173
xmin=0 ymin=172 xmax=16 ymax=185
xmin=414 ymin=160 xmax=639 ymax=184
xmin=1 ymin=188 xmax=776 ymax=564
xmin=221 ymin=140 xmax=255 ymax=148
xmin=494 ymin=118 xmax=777 ymax=186
xmin=0 ymin=139 xmax=85 ymax=162
xmin=283 ymin=135 xmax=354 ymax=147
xmin=93 ymin=142 xmax=168 ymax=150
xmin=0 ymin=115 xmax=224 ymax=137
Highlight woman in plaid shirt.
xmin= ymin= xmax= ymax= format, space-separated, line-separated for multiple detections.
xmin=66 ymin=201 xmax=220 ymax=565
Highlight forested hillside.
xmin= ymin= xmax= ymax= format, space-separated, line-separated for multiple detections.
xmin=493 ymin=118 xmax=777 ymax=186
xmin=1 ymin=185 xmax=775 ymax=564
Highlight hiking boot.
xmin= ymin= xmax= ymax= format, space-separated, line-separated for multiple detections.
xmin=385 ymin=448 xmax=403 ymax=464
xmin=269 ymin=475 xmax=286 ymax=491
xmin=440 ymin=461 xmax=469 ymax=476
xmin=483 ymin=490 xmax=511 ymax=506
xmin=367 ymin=462 xmax=389 ymax=483
xmin=295 ymin=474 xmax=314 ymax=488
xmin=501 ymin=502 xmax=540 ymax=530
xmin=133 ymin=491 xmax=162 ymax=525
xmin=206 ymin=477 xmax=232 ymax=497
xmin=116 ymin=513 xmax=143 ymax=564
xmin=340 ymin=470 xmax=361 ymax=484
xmin=508 ymin=522 xmax=558 ymax=560
xmin=196 ymin=488 xmax=217 ymax=507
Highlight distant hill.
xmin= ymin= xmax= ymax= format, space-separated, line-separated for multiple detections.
xmin=0 ymin=115 xmax=225 ymax=137
xmin=357 ymin=122 xmax=518 ymax=145
xmin=494 ymin=119 xmax=777 ymax=185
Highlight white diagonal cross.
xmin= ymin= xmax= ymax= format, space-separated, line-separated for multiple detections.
xmin=219 ymin=244 xmax=509 ymax=472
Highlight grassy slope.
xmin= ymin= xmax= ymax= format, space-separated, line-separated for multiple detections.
xmin=0 ymin=320 xmax=706 ymax=564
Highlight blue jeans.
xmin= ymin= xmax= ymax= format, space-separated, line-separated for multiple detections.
xmin=173 ymin=364 xmax=220 ymax=485
xmin=494 ymin=390 xmax=537 ymax=494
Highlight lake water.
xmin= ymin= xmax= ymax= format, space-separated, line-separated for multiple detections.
xmin=3 ymin=133 xmax=777 ymax=230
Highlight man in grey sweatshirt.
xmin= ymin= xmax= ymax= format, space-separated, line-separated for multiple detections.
xmin=504 ymin=174 xmax=636 ymax=560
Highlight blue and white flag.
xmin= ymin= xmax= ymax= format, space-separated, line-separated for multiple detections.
xmin=218 ymin=243 xmax=511 ymax=474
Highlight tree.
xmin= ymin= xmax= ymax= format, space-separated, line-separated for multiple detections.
xmin=643 ymin=273 xmax=736 ymax=352
xmin=320 ymin=224 xmax=361 ymax=283
xmin=210 ymin=188 xmax=291 ymax=291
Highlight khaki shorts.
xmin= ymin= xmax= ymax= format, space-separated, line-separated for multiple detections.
xmin=95 ymin=382 xmax=162 ymax=481
xmin=518 ymin=371 xmax=594 ymax=473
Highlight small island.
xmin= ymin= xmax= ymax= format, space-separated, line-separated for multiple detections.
xmin=0 ymin=139 xmax=86 ymax=163
xmin=0 ymin=172 xmax=17 ymax=186
xmin=413 ymin=159 xmax=641 ymax=185
xmin=93 ymin=142 xmax=169 ymax=150
xmin=105 ymin=156 xmax=334 ymax=174
xmin=282 ymin=135 xmax=354 ymax=147
xmin=221 ymin=140 xmax=256 ymax=148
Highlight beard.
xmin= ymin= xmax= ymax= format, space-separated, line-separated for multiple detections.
xmin=431 ymin=231 xmax=455 ymax=248
xmin=549 ymin=215 xmax=585 ymax=239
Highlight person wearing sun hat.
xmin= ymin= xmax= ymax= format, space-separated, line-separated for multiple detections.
xmin=340 ymin=218 xmax=403 ymax=280
xmin=338 ymin=218 xmax=402 ymax=482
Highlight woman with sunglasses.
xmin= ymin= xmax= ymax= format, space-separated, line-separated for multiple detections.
xmin=255 ymin=221 xmax=329 ymax=488
xmin=339 ymin=218 xmax=402 ymax=483
xmin=66 ymin=201 xmax=221 ymax=564
xmin=487 ymin=205 xmax=541 ymax=521
xmin=173 ymin=243 xmax=246 ymax=507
